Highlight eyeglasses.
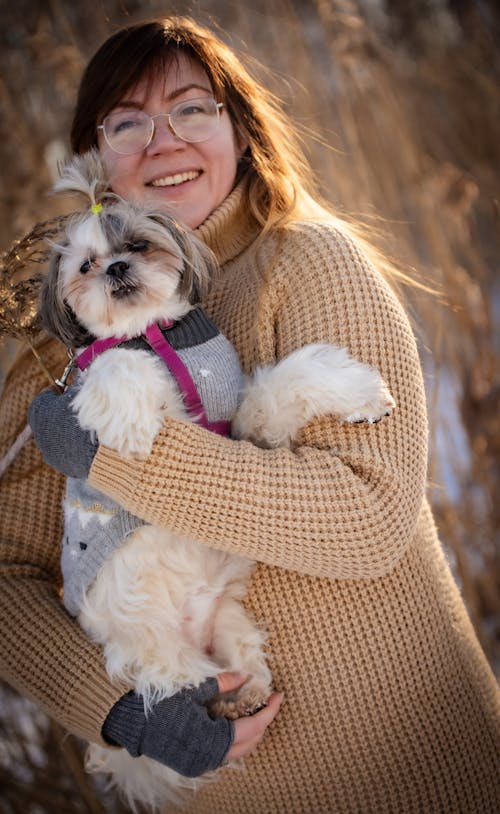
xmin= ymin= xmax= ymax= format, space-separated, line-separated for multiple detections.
xmin=97 ymin=97 xmax=224 ymax=155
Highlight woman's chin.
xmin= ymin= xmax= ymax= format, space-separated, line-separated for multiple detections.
xmin=142 ymin=185 xmax=209 ymax=230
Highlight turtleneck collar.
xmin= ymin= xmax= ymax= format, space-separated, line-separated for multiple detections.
xmin=194 ymin=183 xmax=261 ymax=266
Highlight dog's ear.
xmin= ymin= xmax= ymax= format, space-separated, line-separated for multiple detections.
xmin=150 ymin=214 xmax=219 ymax=305
xmin=180 ymin=233 xmax=219 ymax=305
xmin=39 ymin=250 xmax=93 ymax=348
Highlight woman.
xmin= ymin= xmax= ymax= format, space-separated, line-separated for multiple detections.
xmin=2 ymin=16 xmax=499 ymax=813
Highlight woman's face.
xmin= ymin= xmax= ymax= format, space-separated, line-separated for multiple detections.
xmin=98 ymin=53 xmax=243 ymax=230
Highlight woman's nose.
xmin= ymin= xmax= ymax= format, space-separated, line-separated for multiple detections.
xmin=147 ymin=115 xmax=184 ymax=152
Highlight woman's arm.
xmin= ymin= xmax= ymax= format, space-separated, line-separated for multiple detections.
xmin=0 ymin=337 xmax=127 ymax=744
xmin=2 ymin=339 xmax=282 ymax=762
xmin=89 ymin=224 xmax=429 ymax=580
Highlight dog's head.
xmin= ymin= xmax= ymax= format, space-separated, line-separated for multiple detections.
xmin=40 ymin=150 xmax=218 ymax=345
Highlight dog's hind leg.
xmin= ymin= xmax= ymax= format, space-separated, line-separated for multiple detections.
xmin=232 ymin=342 xmax=395 ymax=448
xmin=206 ymin=596 xmax=272 ymax=720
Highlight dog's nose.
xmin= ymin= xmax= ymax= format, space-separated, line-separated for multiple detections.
xmin=106 ymin=261 xmax=129 ymax=279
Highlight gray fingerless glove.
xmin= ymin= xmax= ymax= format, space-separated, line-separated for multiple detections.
xmin=28 ymin=386 xmax=98 ymax=479
xmin=102 ymin=679 xmax=233 ymax=777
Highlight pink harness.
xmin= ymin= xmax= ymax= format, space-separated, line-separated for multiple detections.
xmin=76 ymin=320 xmax=231 ymax=436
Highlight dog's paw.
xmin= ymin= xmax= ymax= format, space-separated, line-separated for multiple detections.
xmin=207 ymin=679 xmax=270 ymax=720
xmin=73 ymin=348 xmax=190 ymax=458
xmin=344 ymin=384 xmax=396 ymax=424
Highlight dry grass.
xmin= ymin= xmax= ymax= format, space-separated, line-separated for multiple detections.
xmin=0 ymin=682 xmax=136 ymax=814
xmin=0 ymin=1 xmax=498 ymax=811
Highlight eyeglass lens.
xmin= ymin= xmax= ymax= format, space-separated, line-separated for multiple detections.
xmin=102 ymin=98 xmax=221 ymax=154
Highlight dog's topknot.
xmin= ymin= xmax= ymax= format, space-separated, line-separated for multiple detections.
xmin=54 ymin=149 xmax=111 ymax=210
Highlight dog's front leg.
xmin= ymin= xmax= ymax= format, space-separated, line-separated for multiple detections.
xmin=72 ymin=348 xmax=188 ymax=458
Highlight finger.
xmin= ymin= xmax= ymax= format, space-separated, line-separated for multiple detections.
xmin=227 ymin=692 xmax=284 ymax=761
xmin=226 ymin=734 xmax=262 ymax=761
xmin=216 ymin=671 xmax=249 ymax=695
xmin=231 ymin=691 xmax=284 ymax=744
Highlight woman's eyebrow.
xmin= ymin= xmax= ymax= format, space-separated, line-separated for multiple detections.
xmin=168 ymin=83 xmax=213 ymax=101
xmin=116 ymin=84 xmax=213 ymax=109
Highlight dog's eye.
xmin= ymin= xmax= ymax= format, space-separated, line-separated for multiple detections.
xmin=80 ymin=260 xmax=91 ymax=274
xmin=126 ymin=240 xmax=150 ymax=253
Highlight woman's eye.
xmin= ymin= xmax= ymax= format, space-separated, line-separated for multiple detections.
xmin=177 ymin=102 xmax=209 ymax=120
xmin=114 ymin=118 xmax=141 ymax=134
xmin=79 ymin=259 xmax=91 ymax=274
xmin=126 ymin=240 xmax=150 ymax=252
xmin=181 ymin=104 xmax=204 ymax=116
xmin=108 ymin=112 xmax=145 ymax=134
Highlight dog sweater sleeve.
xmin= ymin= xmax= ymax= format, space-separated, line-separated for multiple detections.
xmin=102 ymin=679 xmax=233 ymax=777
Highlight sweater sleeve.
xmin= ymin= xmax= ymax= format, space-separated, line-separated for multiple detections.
xmin=89 ymin=224 xmax=429 ymax=580
xmin=0 ymin=337 xmax=128 ymax=744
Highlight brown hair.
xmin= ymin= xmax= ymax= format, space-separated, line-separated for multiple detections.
xmin=71 ymin=16 xmax=322 ymax=235
xmin=71 ymin=16 xmax=418 ymax=289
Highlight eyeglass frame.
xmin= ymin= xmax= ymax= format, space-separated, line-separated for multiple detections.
xmin=97 ymin=98 xmax=225 ymax=155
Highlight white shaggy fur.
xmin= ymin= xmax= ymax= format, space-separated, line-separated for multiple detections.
xmin=85 ymin=746 xmax=204 ymax=812
xmin=79 ymin=526 xmax=269 ymax=707
xmin=232 ymin=343 xmax=395 ymax=448
xmin=72 ymin=349 xmax=188 ymax=457
xmin=43 ymin=152 xmax=395 ymax=811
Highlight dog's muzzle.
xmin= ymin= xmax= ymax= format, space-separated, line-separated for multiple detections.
xmin=106 ymin=261 xmax=139 ymax=298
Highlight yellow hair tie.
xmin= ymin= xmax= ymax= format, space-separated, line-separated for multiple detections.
xmin=91 ymin=202 xmax=103 ymax=215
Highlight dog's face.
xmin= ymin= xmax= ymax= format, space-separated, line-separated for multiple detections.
xmin=41 ymin=202 xmax=216 ymax=345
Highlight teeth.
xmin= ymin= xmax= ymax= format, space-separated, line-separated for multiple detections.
xmin=151 ymin=171 xmax=200 ymax=187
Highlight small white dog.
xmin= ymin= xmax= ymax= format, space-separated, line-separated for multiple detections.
xmin=40 ymin=151 xmax=394 ymax=810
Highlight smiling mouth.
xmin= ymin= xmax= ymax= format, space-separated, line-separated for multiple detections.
xmin=150 ymin=170 xmax=201 ymax=188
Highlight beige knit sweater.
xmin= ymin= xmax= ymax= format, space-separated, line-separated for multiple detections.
xmin=1 ymin=186 xmax=499 ymax=812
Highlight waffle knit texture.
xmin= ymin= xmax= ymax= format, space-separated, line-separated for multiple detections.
xmin=1 ymin=184 xmax=499 ymax=812
xmin=61 ymin=312 xmax=242 ymax=616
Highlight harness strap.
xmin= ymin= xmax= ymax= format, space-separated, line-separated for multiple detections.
xmin=75 ymin=321 xmax=231 ymax=437
xmin=76 ymin=334 xmax=127 ymax=370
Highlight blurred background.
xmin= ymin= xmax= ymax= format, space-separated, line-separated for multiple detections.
xmin=0 ymin=1 xmax=498 ymax=811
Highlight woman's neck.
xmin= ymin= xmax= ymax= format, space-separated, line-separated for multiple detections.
xmin=195 ymin=183 xmax=260 ymax=266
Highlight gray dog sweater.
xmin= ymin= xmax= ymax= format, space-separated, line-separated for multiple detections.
xmin=61 ymin=308 xmax=243 ymax=616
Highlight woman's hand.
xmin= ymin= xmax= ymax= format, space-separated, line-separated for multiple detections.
xmin=29 ymin=385 xmax=98 ymax=479
xmin=217 ymin=672 xmax=284 ymax=762
xmin=102 ymin=671 xmax=283 ymax=777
